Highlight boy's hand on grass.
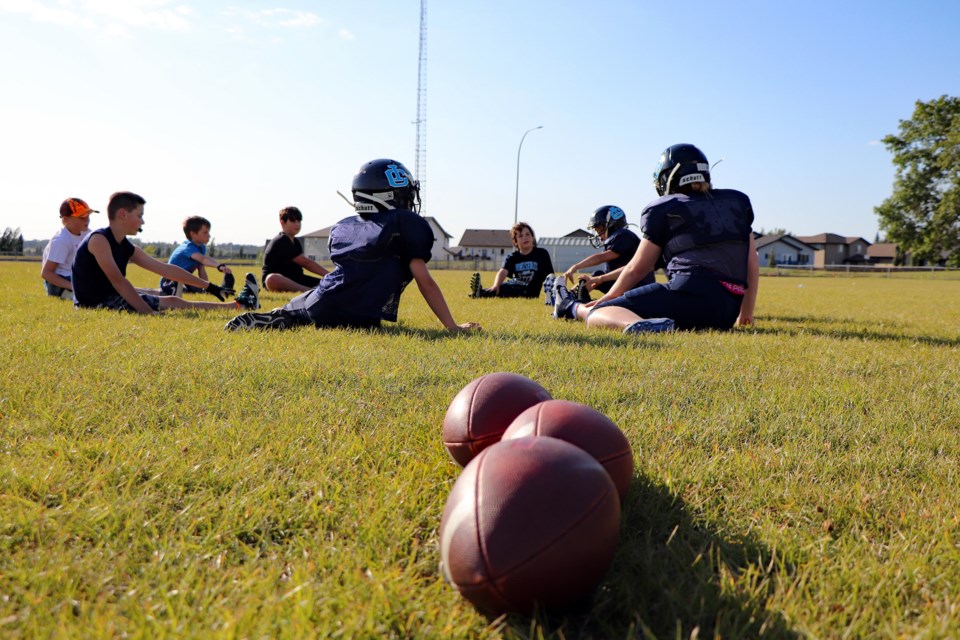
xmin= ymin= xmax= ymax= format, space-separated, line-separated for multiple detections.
xmin=205 ymin=283 xmax=226 ymax=301
xmin=451 ymin=322 xmax=481 ymax=333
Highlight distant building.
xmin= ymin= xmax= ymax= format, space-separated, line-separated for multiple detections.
xmin=455 ymin=229 xmax=513 ymax=260
xmin=794 ymin=233 xmax=872 ymax=267
xmin=301 ymin=216 xmax=454 ymax=263
xmin=755 ymin=234 xmax=815 ymax=267
xmin=539 ymin=235 xmax=595 ymax=271
xmin=867 ymin=242 xmax=901 ymax=265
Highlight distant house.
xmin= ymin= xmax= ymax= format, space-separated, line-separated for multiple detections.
xmin=302 ymin=216 xmax=454 ymax=263
xmin=794 ymin=233 xmax=872 ymax=267
xmin=456 ymin=229 xmax=514 ymax=260
xmin=867 ymin=242 xmax=900 ymax=265
xmin=755 ymin=234 xmax=815 ymax=267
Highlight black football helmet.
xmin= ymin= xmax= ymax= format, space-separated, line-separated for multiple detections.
xmin=653 ymin=144 xmax=710 ymax=196
xmin=587 ymin=205 xmax=627 ymax=248
xmin=351 ymin=159 xmax=421 ymax=215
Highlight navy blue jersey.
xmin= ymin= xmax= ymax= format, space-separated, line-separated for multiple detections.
xmin=639 ymin=189 xmax=754 ymax=285
xmin=603 ymin=228 xmax=640 ymax=271
xmin=288 ymin=209 xmax=434 ymax=323
xmin=72 ymin=227 xmax=135 ymax=307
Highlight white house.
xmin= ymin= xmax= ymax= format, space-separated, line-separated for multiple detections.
xmin=755 ymin=234 xmax=816 ymax=267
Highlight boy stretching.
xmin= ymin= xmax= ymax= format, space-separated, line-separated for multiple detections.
xmin=226 ymin=159 xmax=479 ymax=334
xmin=261 ymin=206 xmax=329 ymax=293
xmin=72 ymin=191 xmax=259 ymax=314
xmin=160 ymin=215 xmax=235 ymax=297
xmin=42 ymin=197 xmax=97 ymax=298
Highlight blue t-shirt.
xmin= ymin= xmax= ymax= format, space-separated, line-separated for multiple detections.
xmin=288 ymin=209 xmax=434 ymax=323
xmin=72 ymin=227 xmax=136 ymax=307
xmin=603 ymin=228 xmax=640 ymax=271
xmin=640 ymin=188 xmax=754 ymax=285
xmin=168 ymin=240 xmax=205 ymax=273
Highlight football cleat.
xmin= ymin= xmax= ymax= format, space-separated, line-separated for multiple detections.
xmin=543 ymin=274 xmax=556 ymax=306
xmin=552 ymin=280 xmax=578 ymax=320
xmin=224 ymin=308 xmax=295 ymax=331
xmin=574 ymin=280 xmax=591 ymax=303
xmin=469 ymin=272 xmax=481 ymax=298
xmin=623 ymin=318 xmax=676 ymax=334
xmin=234 ymin=273 xmax=260 ymax=310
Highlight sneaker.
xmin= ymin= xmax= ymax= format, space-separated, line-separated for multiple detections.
xmin=543 ymin=274 xmax=556 ymax=306
xmin=623 ymin=318 xmax=676 ymax=334
xmin=469 ymin=273 xmax=481 ymax=298
xmin=224 ymin=308 xmax=294 ymax=331
xmin=234 ymin=273 xmax=260 ymax=310
xmin=574 ymin=280 xmax=591 ymax=303
xmin=552 ymin=279 xmax=578 ymax=320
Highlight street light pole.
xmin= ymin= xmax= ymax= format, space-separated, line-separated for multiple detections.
xmin=513 ymin=125 xmax=543 ymax=225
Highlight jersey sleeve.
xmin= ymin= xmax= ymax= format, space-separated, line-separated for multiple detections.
xmin=607 ymin=230 xmax=639 ymax=257
xmin=398 ymin=211 xmax=435 ymax=263
xmin=639 ymin=204 xmax=669 ymax=248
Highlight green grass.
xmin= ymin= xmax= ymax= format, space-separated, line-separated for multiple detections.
xmin=2 ymin=262 xmax=960 ymax=638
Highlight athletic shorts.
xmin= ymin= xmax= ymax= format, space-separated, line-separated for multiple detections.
xmin=496 ymin=280 xmax=539 ymax=299
xmin=44 ymin=278 xmax=71 ymax=299
xmin=593 ymin=274 xmax=742 ymax=331
xmin=82 ymin=294 xmax=162 ymax=313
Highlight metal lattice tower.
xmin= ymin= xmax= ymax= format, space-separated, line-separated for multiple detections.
xmin=414 ymin=0 xmax=427 ymax=210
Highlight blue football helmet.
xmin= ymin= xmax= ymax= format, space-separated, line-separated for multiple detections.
xmin=587 ymin=205 xmax=627 ymax=248
xmin=351 ymin=159 xmax=421 ymax=215
xmin=653 ymin=144 xmax=710 ymax=196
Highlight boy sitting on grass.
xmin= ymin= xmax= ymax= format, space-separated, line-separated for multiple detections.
xmin=72 ymin=191 xmax=259 ymax=315
xmin=226 ymin=159 xmax=479 ymax=334
xmin=468 ymin=222 xmax=554 ymax=299
xmin=261 ymin=206 xmax=329 ymax=293
xmin=159 ymin=215 xmax=235 ymax=297
xmin=42 ymin=197 xmax=97 ymax=299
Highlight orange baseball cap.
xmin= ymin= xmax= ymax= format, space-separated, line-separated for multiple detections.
xmin=59 ymin=198 xmax=99 ymax=218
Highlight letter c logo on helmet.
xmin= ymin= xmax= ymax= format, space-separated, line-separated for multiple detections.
xmin=385 ymin=164 xmax=410 ymax=188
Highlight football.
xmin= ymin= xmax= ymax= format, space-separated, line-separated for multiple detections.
xmin=502 ymin=399 xmax=633 ymax=501
xmin=442 ymin=372 xmax=552 ymax=466
xmin=439 ymin=436 xmax=621 ymax=614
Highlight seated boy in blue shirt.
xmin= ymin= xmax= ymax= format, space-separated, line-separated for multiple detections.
xmin=225 ymin=159 xmax=479 ymax=334
xmin=160 ymin=216 xmax=234 ymax=296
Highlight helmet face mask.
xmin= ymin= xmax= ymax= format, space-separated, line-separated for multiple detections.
xmin=587 ymin=205 xmax=627 ymax=249
xmin=351 ymin=159 xmax=421 ymax=215
xmin=653 ymin=144 xmax=710 ymax=196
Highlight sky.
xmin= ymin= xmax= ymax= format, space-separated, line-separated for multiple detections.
xmin=1 ymin=0 xmax=958 ymax=247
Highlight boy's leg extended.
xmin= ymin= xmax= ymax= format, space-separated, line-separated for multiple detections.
xmin=158 ymin=296 xmax=237 ymax=311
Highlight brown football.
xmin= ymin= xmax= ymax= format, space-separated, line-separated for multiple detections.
xmin=502 ymin=399 xmax=634 ymax=500
xmin=439 ymin=436 xmax=621 ymax=614
xmin=442 ymin=372 xmax=551 ymax=466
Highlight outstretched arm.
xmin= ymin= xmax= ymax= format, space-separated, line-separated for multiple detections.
xmin=737 ymin=235 xmax=760 ymax=326
xmin=41 ymin=260 xmax=73 ymax=290
xmin=410 ymin=259 xmax=480 ymax=332
xmin=132 ymin=248 xmax=209 ymax=289
xmin=594 ymin=239 xmax=661 ymax=304
xmin=563 ymin=250 xmax=617 ymax=283
xmin=293 ymin=254 xmax=329 ymax=277
xmin=486 ymin=268 xmax=509 ymax=293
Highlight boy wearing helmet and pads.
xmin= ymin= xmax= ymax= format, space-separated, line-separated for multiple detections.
xmin=556 ymin=205 xmax=653 ymax=302
xmin=225 ymin=159 xmax=480 ymax=334
xmin=552 ymin=144 xmax=758 ymax=333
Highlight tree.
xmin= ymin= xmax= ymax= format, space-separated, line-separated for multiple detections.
xmin=876 ymin=95 xmax=960 ymax=266
xmin=0 ymin=227 xmax=23 ymax=254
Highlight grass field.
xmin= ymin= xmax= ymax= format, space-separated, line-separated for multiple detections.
xmin=3 ymin=261 xmax=960 ymax=638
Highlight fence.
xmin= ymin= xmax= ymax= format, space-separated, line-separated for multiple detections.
xmin=769 ymin=264 xmax=960 ymax=279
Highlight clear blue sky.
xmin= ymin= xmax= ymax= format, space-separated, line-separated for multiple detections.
xmin=1 ymin=0 xmax=957 ymax=246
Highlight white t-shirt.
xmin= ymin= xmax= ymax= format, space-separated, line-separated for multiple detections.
xmin=42 ymin=226 xmax=90 ymax=278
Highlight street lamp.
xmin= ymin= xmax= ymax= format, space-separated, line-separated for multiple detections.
xmin=513 ymin=125 xmax=543 ymax=225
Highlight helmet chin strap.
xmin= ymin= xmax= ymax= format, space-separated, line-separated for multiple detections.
xmin=664 ymin=163 xmax=683 ymax=195
xmin=354 ymin=191 xmax=396 ymax=210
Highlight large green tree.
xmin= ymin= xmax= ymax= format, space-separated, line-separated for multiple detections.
xmin=876 ymin=95 xmax=960 ymax=266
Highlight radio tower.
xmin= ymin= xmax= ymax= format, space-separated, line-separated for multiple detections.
xmin=414 ymin=0 xmax=427 ymax=211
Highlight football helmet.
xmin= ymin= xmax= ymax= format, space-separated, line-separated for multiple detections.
xmin=351 ymin=159 xmax=421 ymax=215
xmin=653 ymin=144 xmax=710 ymax=196
xmin=587 ymin=205 xmax=627 ymax=248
